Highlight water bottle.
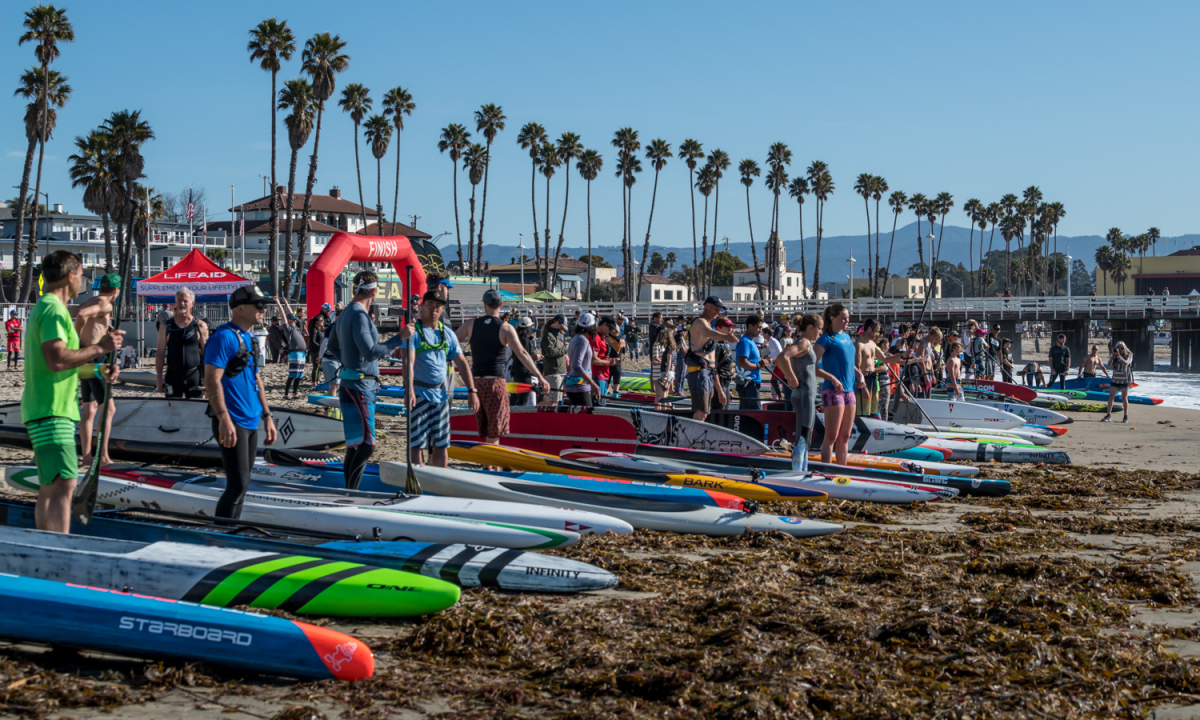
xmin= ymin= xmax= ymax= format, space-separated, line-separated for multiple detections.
xmin=791 ymin=435 xmax=808 ymax=473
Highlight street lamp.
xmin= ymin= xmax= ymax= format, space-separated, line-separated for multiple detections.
xmin=846 ymin=252 xmax=856 ymax=309
xmin=518 ymin=233 xmax=525 ymax=303
xmin=1065 ymin=246 xmax=1073 ymax=299
xmin=927 ymin=232 xmax=936 ymax=297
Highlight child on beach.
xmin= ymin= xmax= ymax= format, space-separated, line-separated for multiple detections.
xmin=1000 ymin=338 xmax=1015 ymax=383
xmin=945 ymin=341 xmax=964 ymax=401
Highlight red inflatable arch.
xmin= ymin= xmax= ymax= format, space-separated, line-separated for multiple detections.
xmin=305 ymin=231 xmax=428 ymax=319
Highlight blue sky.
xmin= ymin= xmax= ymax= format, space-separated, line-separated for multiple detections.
xmin=2 ymin=0 xmax=1197 ymax=261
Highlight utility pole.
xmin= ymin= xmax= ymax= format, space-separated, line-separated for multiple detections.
xmin=408 ymin=214 xmax=419 ymax=229
xmin=258 ymin=175 xmax=268 ymax=196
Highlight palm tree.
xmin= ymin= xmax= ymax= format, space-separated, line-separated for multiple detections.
xmin=739 ymin=159 xmax=763 ymax=299
xmin=278 ymin=77 xmax=314 ymax=297
xmin=635 ymin=139 xmax=672 ymax=299
xmin=536 ymin=141 xmax=561 ymax=290
xmin=1094 ymin=243 xmax=1115 ymax=295
xmin=102 ymin=110 xmax=154 ymax=308
xmin=854 ymin=173 xmax=873 ymax=297
xmin=619 ymin=154 xmax=643 ymax=299
xmin=984 ymin=202 xmax=1001 ymax=294
xmin=929 ymin=192 xmax=954 ymax=300
xmin=131 ymin=185 xmax=165 ymax=282
xmin=460 ymin=141 xmax=486 ymax=273
xmin=551 ymin=131 xmax=583 ymax=292
xmin=706 ymin=149 xmax=731 ymax=293
xmin=381 ymin=86 xmax=415 ymax=238
xmin=678 ymin=139 xmax=704 ymax=300
xmin=576 ymin=149 xmax=602 ymax=300
xmin=764 ymin=143 xmax=791 ymax=293
xmin=473 ymin=104 xmax=505 ymax=275
xmin=612 ymin=128 xmax=641 ymax=298
xmin=694 ymin=164 xmax=716 ymax=297
xmin=870 ymin=176 xmax=888 ymax=297
xmin=666 ymin=251 xmax=677 ymax=275
xmin=247 ymin=17 xmax=295 ymax=295
xmin=961 ymin=199 xmax=982 ymax=296
xmin=807 ymin=161 xmax=833 ymax=299
xmin=1012 ymin=205 xmax=1032 ymax=295
xmin=437 ymin=123 xmax=470 ymax=270
xmin=517 ymin=123 xmax=547 ymax=276
xmin=296 ymin=32 xmax=349 ymax=298
xmin=1000 ymin=214 xmax=1022 ymax=293
xmin=1147 ymin=226 xmax=1160 ymax=257
xmin=883 ymin=190 xmax=907 ymax=289
xmin=12 ymin=66 xmax=70 ymax=301
xmin=338 ymin=83 xmax=372 ymax=231
xmin=68 ymin=130 xmax=117 ymax=272
xmin=17 ymin=3 xmax=73 ymax=302
xmin=907 ymin=193 xmax=928 ymax=293
xmin=363 ymin=114 xmax=392 ymax=242
xmin=788 ymin=177 xmax=810 ymax=297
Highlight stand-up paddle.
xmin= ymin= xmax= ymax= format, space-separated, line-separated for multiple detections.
xmin=402 ymin=266 xmax=421 ymax=496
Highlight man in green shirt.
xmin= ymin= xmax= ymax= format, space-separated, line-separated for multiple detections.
xmin=23 ymin=251 xmax=124 ymax=533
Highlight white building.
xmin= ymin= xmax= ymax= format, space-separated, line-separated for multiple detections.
xmin=730 ymin=236 xmax=807 ymax=300
xmin=637 ymin=274 xmax=693 ymax=303
xmin=851 ymin=276 xmax=942 ymax=298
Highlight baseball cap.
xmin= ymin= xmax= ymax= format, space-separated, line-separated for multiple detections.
xmin=1056 ymin=333 xmax=1066 ymax=340
xmin=99 ymin=273 xmax=121 ymax=290
xmin=230 ymin=285 xmax=271 ymax=308
xmin=703 ymin=295 xmax=726 ymax=309
xmin=8 ymin=310 xmax=16 ymax=316
xmin=421 ymin=289 xmax=445 ymax=304
xmin=519 ymin=316 xmax=534 ymax=328
xmin=577 ymin=312 xmax=596 ymax=328
xmin=714 ymin=317 xmax=735 ymax=329
xmin=975 ymin=328 xmax=987 ymax=335
xmin=482 ymin=288 xmax=503 ymax=307
xmin=322 ymin=302 xmax=332 ymax=312
xmin=552 ymin=313 xmax=566 ymax=326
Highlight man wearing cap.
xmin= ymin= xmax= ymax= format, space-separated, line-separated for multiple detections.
xmin=157 ymin=287 xmax=209 ymax=399
xmin=398 ymin=290 xmax=477 ymax=467
xmin=74 ymin=272 xmax=123 ymax=467
xmin=456 ymin=288 xmax=549 ymax=448
xmin=5 ymin=309 xmax=21 ymax=370
xmin=275 ymin=296 xmax=307 ymax=399
xmin=24 ymin=251 xmax=124 ymax=532
xmin=685 ymin=296 xmax=735 ymax=421
xmin=539 ymin=314 xmax=568 ymax=405
xmin=1048 ymin=333 xmax=1071 ymax=389
xmin=337 ymin=270 xmax=406 ymax=489
xmin=204 ymin=285 xmax=277 ymax=518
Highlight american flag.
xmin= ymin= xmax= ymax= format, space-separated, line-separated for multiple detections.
xmin=186 ymin=188 xmax=194 ymax=223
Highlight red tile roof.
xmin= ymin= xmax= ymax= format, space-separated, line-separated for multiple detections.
xmin=232 ymin=191 xmax=381 ymax=216
xmin=358 ymin=221 xmax=432 ymax=239
xmin=204 ymin=218 xmax=340 ymax=235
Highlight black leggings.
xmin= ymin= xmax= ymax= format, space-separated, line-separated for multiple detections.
xmin=284 ymin=376 xmax=303 ymax=395
xmin=1048 ymin=370 xmax=1067 ymax=389
xmin=344 ymin=443 xmax=375 ymax=491
xmin=310 ymin=356 xmax=321 ymax=383
xmin=565 ymin=391 xmax=593 ymax=407
xmin=211 ymin=418 xmax=257 ymax=519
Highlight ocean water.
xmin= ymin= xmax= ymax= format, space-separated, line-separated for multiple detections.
xmin=1024 ymin=361 xmax=1200 ymax=410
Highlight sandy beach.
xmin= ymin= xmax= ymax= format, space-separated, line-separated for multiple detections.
xmin=0 ymin=360 xmax=1199 ymax=719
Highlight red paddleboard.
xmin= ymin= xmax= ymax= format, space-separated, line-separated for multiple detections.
xmin=964 ymin=379 xmax=1037 ymax=402
xmin=919 ymin=445 xmax=954 ymax=460
xmin=450 ymin=407 xmax=641 ymax=455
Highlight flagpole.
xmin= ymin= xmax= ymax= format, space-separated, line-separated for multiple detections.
xmin=230 ymin=185 xmax=236 ymax=275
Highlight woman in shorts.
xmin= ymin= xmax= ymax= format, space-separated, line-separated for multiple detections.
xmin=1103 ymin=341 xmax=1134 ymax=423
xmin=813 ymin=304 xmax=865 ymax=465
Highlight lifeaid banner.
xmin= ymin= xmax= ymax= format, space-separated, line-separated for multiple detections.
xmin=136 ymin=248 xmax=253 ymax=302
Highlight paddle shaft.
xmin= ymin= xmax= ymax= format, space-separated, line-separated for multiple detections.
xmin=403 ymin=266 xmax=420 ymax=495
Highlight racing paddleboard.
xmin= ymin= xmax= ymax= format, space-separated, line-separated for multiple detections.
xmin=449 ymin=406 xmax=770 ymax=455
xmin=645 ymin=407 xmax=927 ymax=454
xmin=900 ymin=398 xmax=1026 ymax=430
xmin=309 ymin=394 xmax=406 ymax=416
xmin=0 ymin=573 xmax=374 ymax=680
xmin=962 ymin=379 xmax=1038 ymax=402
xmin=918 ymin=440 xmax=1071 ymax=464
xmin=0 ymin=526 xmax=460 ymax=617
xmin=964 ymin=400 xmax=1070 ymax=425
xmin=0 ymin=499 xmax=617 ymax=593
xmin=377 ymin=462 xmax=843 ymax=537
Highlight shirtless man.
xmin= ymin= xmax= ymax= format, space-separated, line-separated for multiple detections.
xmin=1078 ymin=345 xmax=1110 ymax=379
xmin=685 ymin=296 xmax=735 ymax=422
xmin=73 ymin=273 xmax=121 ymax=467
xmin=854 ymin=318 xmax=909 ymax=419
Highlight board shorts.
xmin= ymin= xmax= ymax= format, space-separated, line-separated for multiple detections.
xmin=1082 ymin=372 xmax=1096 ymax=378
xmin=338 ymin=381 xmax=377 ymax=447
xmin=546 ymin=374 xmax=565 ymax=403
xmin=821 ymin=388 xmax=856 ymax=407
xmin=322 ymin=359 xmax=341 ymax=386
xmin=475 ymin=376 xmax=510 ymax=439
xmin=856 ymin=373 xmax=881 ymax=417
xmin=1110 ymin=382 xmax=1129 ymax=389
xmin=6 ymin=338 xmax=19 ymax=355
xmin=80 ymin=376 xmax=107 ymax=404
xmin=409 ymin=395 xmax=451 ymax=450
xmin=687 ymin=368 xmax=713 ymax=414
xmin=27 ymin=416 xmax=78 ymax=486
xmin=287 ymin=351 xmax=306 ymax=379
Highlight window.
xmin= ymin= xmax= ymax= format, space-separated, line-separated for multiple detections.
xmin=787 ymin=276 xmax=792 ymax=287
xmin=654 ymin=289 xmax=661 ymax=300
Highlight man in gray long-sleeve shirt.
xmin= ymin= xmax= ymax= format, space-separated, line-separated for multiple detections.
xmin=336 ymin=270 xmax=404 ymax=490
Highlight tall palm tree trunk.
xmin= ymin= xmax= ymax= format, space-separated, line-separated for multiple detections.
xmin=296 ymin=104 xmax=325 ymax=300
xmin=477 ymin=141 xmax=492 ymax=275
xmin=986 ymin=226 xmax=996 ymax=294
xmin=11 ymin=134 xmax=36 ymax=301
xmin=700 ymin=195 xmax=709 ymax=300
xmin=466 ymin=180 xmax=476 ymax=273
xmin=967 ymin=224 xmax=975 ymax=296
xmin=625 ymin=183 xmax=634 ymax=299
xmin=620 ymin=179 xmax=628 ymax=299
xmin=269 ymin=69 xmax=280 ymax=294
xmin=688 ymin=168 xmax=699 ymax=301
xmin=451 ymin=158 xmax=463 ymax=270
xmin=709 ymin=181 xmax=720 ymax=295
xmin=798 ymin=202 xmax=807 ymax=298
xmin=746 ymin=186 xmax=762 ymax=300
xmin=914 ymin=215 xmax=925 ymax=294
xmin=543 ymin=174 xmax=551 ymax=292
xmin=353 ymin=121 xmax=367 ymax=231
xmin=862 ymin=195 xmax=871 ymax=299
xmin=101 ymin=212 xmax=113 ymax=272
xmin=375 ymin=157 xmax=383 ymax=244
xmin=811 ymin=199 xmax=823 ymax=299
xmin=873 ymin=200 xmax=882 ymax=297
xmin=883 ymin=212 xmax=898 ymax=291
xmin=391 ymin=130 xmax=402 ymax=239
xmin=636 ymin=167 xmax=661 ymax=300
xmin=585 ymin=179 xmax=593 ymax=302
xmin=25 ymin=96 xmax=51 ymax=301
xmin=551 ymin=169 xmax=572 ymax=294
xmin=284 ymin=146 xmax=299 ymax=297
xmin=530 ymin=159 xmax=540 ymax=287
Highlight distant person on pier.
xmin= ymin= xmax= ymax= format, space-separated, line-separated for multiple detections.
xmin=1047 ymin=334 xmax=1072 ymax=389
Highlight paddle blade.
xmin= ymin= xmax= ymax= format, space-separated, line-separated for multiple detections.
xmin=70 ymin=462 xmax=100 ymax=525
xmin=506 ymin=382 xmax=532 ymax=394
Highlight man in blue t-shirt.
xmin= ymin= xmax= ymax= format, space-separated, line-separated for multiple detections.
xmin=398 ymin=290 xmax=479 ymax=467
xmin=735 ymin=315 xmax=768 ymax=410
xmin=204 ymin=285 xmax=276 ymax=519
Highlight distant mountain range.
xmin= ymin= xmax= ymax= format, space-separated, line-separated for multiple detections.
xmin=473 ymin=222 xmax=1200 ymax=280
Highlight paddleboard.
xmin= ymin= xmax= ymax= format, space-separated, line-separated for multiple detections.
xmin=639 ymin=445 xmax=1011 ymax=497
xmin=618 ymin=377 xmax=653 ymax=392
xmin=907 ymin=398 xmax=1026 ymax=430
xmin=0 ymin=399 xmax=345 ymax=451
xmin=309 ymin=394 xmax=406 ymax=416
xmin=378 ymin=462 xmax=843 ymax=537
xmin=1032 ymin=399 xmax=1108 ymax=413
xmin=966 ymin=400 xmax=1070 ymax=425
xmin=0 ymin=499 xmax=617 ymax=593
xmin=446 ymin=442 xmax=827 ymax=503
xmin=919 ymin=440 xmax=1071 ymax=464
xmin=886 ymin=447 xmax=953 ymax=462
xmin=556 ymin=450 xmax=958 ymax=504
xmin=914 ymin=426 xmax=1055 ymax=446
xmin=0 ymin=573 xmax=374 ymax=680
xmin=962 ymin=379 xmax=1038 ymax=402
xmin=115 ymin=369 xmax=159 ymax=387
xmin=645 ymin=408 xmax=927 ymax=454
xmin=0 ymin=526 xmax=460 ymax=617
xmin=4 ymin=467 xmax=580 ymax=550
xmin=761 ymin=450 xmax=980 ymax=478
xmin=449 ymin=406 xmax=770 ymax=455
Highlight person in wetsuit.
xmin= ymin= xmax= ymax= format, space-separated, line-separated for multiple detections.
xmin=156 ymin=287 xmax=209 ymax=399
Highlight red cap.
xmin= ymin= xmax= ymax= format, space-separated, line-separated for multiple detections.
xmin=714 ymin=318 xmax=735 ymax=329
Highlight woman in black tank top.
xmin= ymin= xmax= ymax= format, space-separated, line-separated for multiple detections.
xmin=470 ymin=316 xmax=507 ymax=378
